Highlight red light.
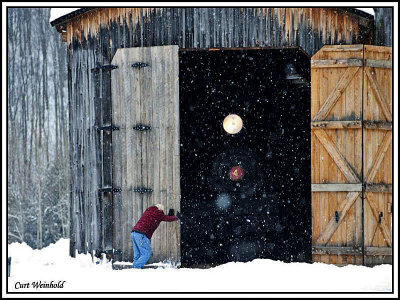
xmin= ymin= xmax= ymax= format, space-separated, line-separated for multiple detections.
xmin=229 ymin=166 xmax=244 ymax=181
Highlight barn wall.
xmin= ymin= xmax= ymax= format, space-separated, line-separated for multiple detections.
xmin=68 ymin=29 xmax=114 ymax=257
xmin=373 ymin=8 xmax=393 ymax=47
xmin=65 ymin=7 xmax=373 ymax=259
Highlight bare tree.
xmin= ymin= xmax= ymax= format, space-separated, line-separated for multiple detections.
xmin=7 ymin=8 xmax=70 ymax=248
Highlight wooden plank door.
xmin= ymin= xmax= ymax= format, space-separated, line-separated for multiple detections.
xmin=311 ymin=45 xmax=364 ymax=265
xmin=311 ymin=44 xmax=393 ymax=266
xmin=111 ymin=46 xmax=180 ymax=264
xmin=363 ymin=45 xmax=392 ymax=266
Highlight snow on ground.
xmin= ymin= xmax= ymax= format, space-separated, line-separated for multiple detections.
xmin=7 ymin=239 xmax=392 ymax=293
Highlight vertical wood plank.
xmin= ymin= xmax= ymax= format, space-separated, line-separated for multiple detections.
xmin=159 ymin=46 xmax=167 ymax=261
xmin=123 ymin=48 xmax=132 ymax=261
xmin=110 ymin=49 xmax=122 ymax=261
xmin=140 ymin=47 xmax=150 ymax=216
xmin=165 ymin=46 xmax=172 ymax=260
xmin=150 ymin=46 xmax=161 ymax=261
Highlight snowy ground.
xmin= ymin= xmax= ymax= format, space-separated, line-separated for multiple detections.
xmin=6 ymin=239 xmax=393 ymax=294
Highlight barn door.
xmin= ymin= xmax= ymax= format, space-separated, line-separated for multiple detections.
xmin=111 ymin=46 xmax=180 ymax=264
xmin=311 ymin=45 xmax=364 ymax=265
xmin=362 ymin=45 xmax=392 ymax=266
xmin=311 ymin=45 xmax=392 ymax=266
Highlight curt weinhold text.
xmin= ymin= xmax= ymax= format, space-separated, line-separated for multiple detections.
xmin=14 ymin=281 xmax=66 ymax=289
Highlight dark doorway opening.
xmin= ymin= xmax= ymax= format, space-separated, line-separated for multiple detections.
xmin=179 ymin=48 xmax=311 ymax=266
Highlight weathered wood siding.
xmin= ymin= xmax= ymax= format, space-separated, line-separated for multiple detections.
xmin=111 ymin=46 xmax=180 ymax=263
xmin=311 ymin=45 xmax=392 ymax=266
xmin=373 ymin=8 xmax=393 ymax=47
xmin=64 ymin=8 xmax=373 ymax=261
xmin=68 ymin=20 xmax=116 ymax=257
xmin=63 ymin=8 xmax=372 ymax=56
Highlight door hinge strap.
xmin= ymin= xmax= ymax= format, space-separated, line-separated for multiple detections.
xmin=134 ymin=187 xmax=153 ymax=194
xmin=132 ymin=62 xmax=149 ymax=69
xmin=91 ymin=64 xmax=119 ymax=72
xmin=97 ymin=125 xmax=120 ymax=131
xmin=99 ymin=187 xmax=121 ymax=193
xmin=133 ymin=124 xmax=152 ymax=131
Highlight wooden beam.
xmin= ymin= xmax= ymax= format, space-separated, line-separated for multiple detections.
xmin=365 ymin=183 xmax=392 ymax=193
xmin=321 ymin=45 xmax=364 ymax=52
xmin=316 ymin=192 xmax=360 ymax=245
xmin=364 ymin=120 xmax=392 ymax=130
xmin=365 ymin=247 xmax=392 ymax=256
xmin=311 ymin=120 xmax=361 ymax=129
xmin=365 ymin=59 xmax=392 ymax=69
xmin=313 ymin=130 xmax=361 ymax=183
xmin=365 ymin=68 xmax=392 ymax=122
xmin=365 ymin=193 xmax=392 ymax=247
xmin=312 ymin=183 xmax=362 ymax=192
xmin=364 ymin=46 xmax=392 ymax=54
xmin=312 ymin=246 xmax=362 ymax=255
xmin=312 ymin=67 xmax=360 ymax=121
xmin=365 ymin=131 xmax=392 ymax=182
xmin=311 ymin=58 xmax=363 ymax=68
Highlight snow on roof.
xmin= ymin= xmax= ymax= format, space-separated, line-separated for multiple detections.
xmin=49 ymin=7 xmax=375 ymax=24
xmin=49 ymin=8 xmax=81 ymax=23
xmin=356 ymin=8 xmax=375 ymax=16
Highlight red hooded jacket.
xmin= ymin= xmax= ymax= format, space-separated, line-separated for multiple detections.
xmin=132 ymin=206 xmax=178 ymax=239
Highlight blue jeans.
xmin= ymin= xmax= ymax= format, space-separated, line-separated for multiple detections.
xmin=131 ymin=231 xmax=152 ymax=269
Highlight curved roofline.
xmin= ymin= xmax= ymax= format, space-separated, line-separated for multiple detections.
xmin=50 ymin=7 xmax=374 ymax=28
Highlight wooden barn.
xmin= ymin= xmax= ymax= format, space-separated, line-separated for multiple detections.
xmin=50 ymin=7 xmax=392 ymax=267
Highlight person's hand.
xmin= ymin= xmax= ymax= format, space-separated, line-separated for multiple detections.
xmin=168 ymin=208 xmax=175 ymax=216
xmin=176 ymin=211 xmax=181 ymax=220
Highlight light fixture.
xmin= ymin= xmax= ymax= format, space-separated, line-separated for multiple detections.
xmin=285 ymin=63 xmax=309 ymax=87
xmin=285 ymin=63 xmax=301 ymax=80
xmin=223 ymin=114 xmax=243 ymax=134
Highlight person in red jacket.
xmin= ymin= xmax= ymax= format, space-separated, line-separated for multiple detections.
xmin=131 ymin=204 xmax=179 ymax=269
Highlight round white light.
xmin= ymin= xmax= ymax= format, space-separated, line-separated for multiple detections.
xmin=223 ymin=114 xmax=243 ymax=134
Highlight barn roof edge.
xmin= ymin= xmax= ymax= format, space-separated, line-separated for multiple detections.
xmin=50 ymin=8 xmax=94 ymax=27
xmin=50 ymin=7 xmax=374 ymax=28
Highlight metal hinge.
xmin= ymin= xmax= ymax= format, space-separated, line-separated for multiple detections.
xmin=97 ymin=125 xmax=120 ymax=131
xmin=134 ymin=187 xmax=153 ymax=194
xmin=132 ymin=62 xmax=149 ymax=69
xmin=98 ymin=187 xmax=121 ymax=193
xmin=133 ymin=124 xmax=152 ymax=131
xmin=91 ymin=64 xmax=119 ymax=72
